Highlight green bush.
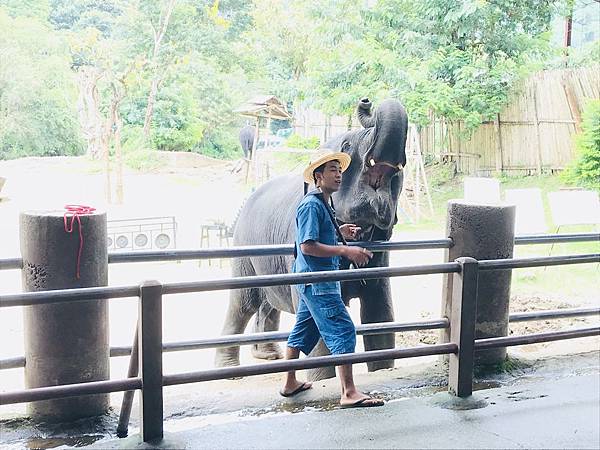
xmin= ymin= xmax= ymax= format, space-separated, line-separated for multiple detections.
xmin=149 ymin=83 xmax=205 ymax=152
xmin=561 ymin=100 xmax=600 ymax=190
xmin=286 ymin=134 xmax=320 ymax=149
xmin=121 ymin=126 xmax=162 ymax=171
xmin=195 ymin=128 xmax=242 ymax=160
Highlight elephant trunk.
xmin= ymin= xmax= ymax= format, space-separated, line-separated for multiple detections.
xmin=365 ymin=99 xmax=408 ymax=169
xmin=356 ymin=98 xmax=375 ymax=128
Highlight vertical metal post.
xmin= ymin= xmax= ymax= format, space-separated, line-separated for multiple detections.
xmin=139 ymin=281 xmax=163 ymax=442
xmin=448 ymin=257 xmax=479 ymax=397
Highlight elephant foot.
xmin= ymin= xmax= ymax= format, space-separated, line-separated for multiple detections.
xmin=214 ymin=347 xmax=241 ymax=368
xmin=367 ymin=359 xmax=394 ymax=372
xmin=307 ymin=366 xmax=336 ymax=381
xmin=251 ymin=343 xmax=283 ymax=360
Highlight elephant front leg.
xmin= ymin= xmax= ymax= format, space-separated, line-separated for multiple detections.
xmin=360 ymin=278 xmax=395 ymax=371
xmin=307 ymin=339 xmax=336 ymax=381
xmin=251 ymin=300 xmax=283 ymax=360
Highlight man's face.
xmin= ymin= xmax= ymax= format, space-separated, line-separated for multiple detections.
xmin=315 ymin=160 xmax=343 ymax=192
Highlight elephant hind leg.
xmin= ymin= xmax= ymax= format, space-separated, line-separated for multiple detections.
xmin=215 ymin=259 xmax=262 ymax=367
xmin=251 ymin=300 xmax=283 ymax=360
xmin=214 ymin=287 xmax=260 ymax=367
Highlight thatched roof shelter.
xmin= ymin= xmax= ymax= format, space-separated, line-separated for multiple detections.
xmin=234 ymin=95 xmax=292 ymax=120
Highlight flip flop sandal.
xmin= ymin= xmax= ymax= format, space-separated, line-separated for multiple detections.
xmin=341 ymin=397 xmax=385 ymax=408
xmin=279 ymin=382 xmax=312 ymax=398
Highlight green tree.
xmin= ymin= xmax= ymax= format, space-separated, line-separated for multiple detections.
xmin=562 ymin=99 xmax=600 ymax=190
xmin=307 ymin=0 xmax=559 ymax=128
xmin=0 ymin=9 xmax=84 ymax=159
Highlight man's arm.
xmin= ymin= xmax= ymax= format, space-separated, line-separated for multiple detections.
xmin=300 ymin=241 xmax=372 ymax=266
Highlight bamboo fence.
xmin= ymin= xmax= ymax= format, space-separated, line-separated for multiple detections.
xmin=419 ymin=66 xmax=600 ymax=175
xmin=293 ymin=67 xmax=599 ymax=175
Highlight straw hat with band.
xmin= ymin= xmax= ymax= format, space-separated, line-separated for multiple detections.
xmin=303 ymin=148 xmax=352 ymax=185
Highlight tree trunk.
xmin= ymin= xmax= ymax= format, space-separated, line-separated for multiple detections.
xmin=142 ymin=76 xmax=160 ymax=139
xmin=142 ymin=0 xmax=176 ymax=140
xmin=103 ymin=119 xmax=112 ymax=204
xmin=108 ymin=80 xmax=126 ymax=204
xmin=114 ymin=110 xmax=124 ymax=204
xmin=76 ymin=67 xmax=104 ymax=160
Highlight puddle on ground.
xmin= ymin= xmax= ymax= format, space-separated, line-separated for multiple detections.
xmin=473 ymin=380 xmax=502 ymax=391
xmin=0 ymin=413 xmax=117 ymax=449
xmin=26 ymin=435 xmax=104 ymax=449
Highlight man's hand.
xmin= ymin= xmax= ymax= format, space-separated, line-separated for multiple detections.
xmin=342 ymin=246 xmax=373 ymax=267
xmin=339 ymin=223 xmax=361 ymax=241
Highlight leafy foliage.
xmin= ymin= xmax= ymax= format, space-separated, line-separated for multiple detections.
xmin=0 ymin=9 xmax=84 ymax=159
xmin=561 ymin=100 xmax=600 ymax=190
xmin=0 ymin=0 xmax=595 ymax=167
xmin=286 ymin=134 xmax=320 ymax=150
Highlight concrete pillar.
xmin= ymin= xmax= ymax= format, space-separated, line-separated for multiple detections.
xmin=441 ymin=201 xmax=516 ymax=367
xmin=20 ymin=210 xmax=109 ymax=421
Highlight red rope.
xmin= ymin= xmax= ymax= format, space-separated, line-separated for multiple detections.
xmin=63 ymin=205 xmax=96 ymax=279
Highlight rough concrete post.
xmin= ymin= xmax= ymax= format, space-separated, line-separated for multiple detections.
xmin=20 ymin=210 xmax=109 ymax=421
xmin=441 ymin=201 xmax=516 ymax=367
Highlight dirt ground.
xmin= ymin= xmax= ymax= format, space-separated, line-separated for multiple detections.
xmin=0 ymin=154 xmax=598 ymax=410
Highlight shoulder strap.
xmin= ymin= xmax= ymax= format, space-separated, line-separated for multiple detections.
xmin=306 ymin=188 xmax=347 ymax=245
xmin=294 ymin=189 xmax=347 ymax=259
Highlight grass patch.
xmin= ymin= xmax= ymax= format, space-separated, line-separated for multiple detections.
xmin=397 ymin=167 xmax=599 ymax=300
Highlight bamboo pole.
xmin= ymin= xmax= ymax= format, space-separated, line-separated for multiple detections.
xmin=494 ymin=113 xmax=503 ymax=174
xmin=531 ymin=85 xmax=543 ymax=176
xmin=562 ymin=75 xmax=582 ymax=133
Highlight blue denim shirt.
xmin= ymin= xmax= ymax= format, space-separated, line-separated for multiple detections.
xmin=292 ymin=193 xmax=341 ymax=295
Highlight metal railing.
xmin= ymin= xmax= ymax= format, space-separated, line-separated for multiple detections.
xmin=0 ymin=233 xmax=598 ymax=443
xmin=1 ymin=232 xmax=597 ymax=270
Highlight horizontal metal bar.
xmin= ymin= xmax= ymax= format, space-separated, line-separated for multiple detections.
xmin=479 ymin=254 xmax=599 ymax=270
xmin=3 ymin=233 xmax=597 ymax=270
xmin=474 ymin=326 xmax=600 ymax=350
xmin=108 ymin=245 xmax=293 ymax=263
xmin=163 ymin=263 xmax=460 ymax=295
xmin=0 ymin=378 xmax=142 ymax=405
xmin=0 ymin=357 xmax=26 ymax=370
xmin=0 ymin=240 xmax=453 ymax=270
xmin=0 ymin=258 xmax=22 ymax=270
xmin=2 ymin=319 xmax=450 ymax=368
xmin=163 ymin=343 xmax=458 ymax=386
xmin=7 ymin=310 xmax=600 ymax=370
xmin=162 ymin=318 xmax=449 ymax=351
xmin=108 ymin=239 xmax=454 ymax=264
xmin=514 ymin=233 xmax=599 ymax=245
xmin=0 ymin=285 xmax=140 ymax=308
xmin=3 ymin=252 xmax=596 ymax=306
xmin=509 ymin=307 xmax=600 ymax=322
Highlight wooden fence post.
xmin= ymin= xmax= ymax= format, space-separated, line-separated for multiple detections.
xmin=448 ymin=257 xmax=479 ymax=398
xmin=139 ymin=281 xmax=163 ymax=442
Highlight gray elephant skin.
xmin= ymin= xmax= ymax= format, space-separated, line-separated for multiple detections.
xmin=216 ymin=98 xmax=408 ymax=380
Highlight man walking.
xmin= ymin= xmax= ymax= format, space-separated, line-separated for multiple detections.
xmin=280 ymin=148 xmax=385 ymax=408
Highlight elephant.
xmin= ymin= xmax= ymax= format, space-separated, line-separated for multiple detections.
xmin=239 ymin=124 xmax=256 ymax=159
xmin=216 ymin=98 xmax=408 ymax=380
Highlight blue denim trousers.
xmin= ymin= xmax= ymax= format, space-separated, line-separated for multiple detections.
xmin=287 ymin=284 xmax=356 ymax=355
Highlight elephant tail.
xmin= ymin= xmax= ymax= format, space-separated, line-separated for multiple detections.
xmin=228 ymin=195 xmax=250 ymax=238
